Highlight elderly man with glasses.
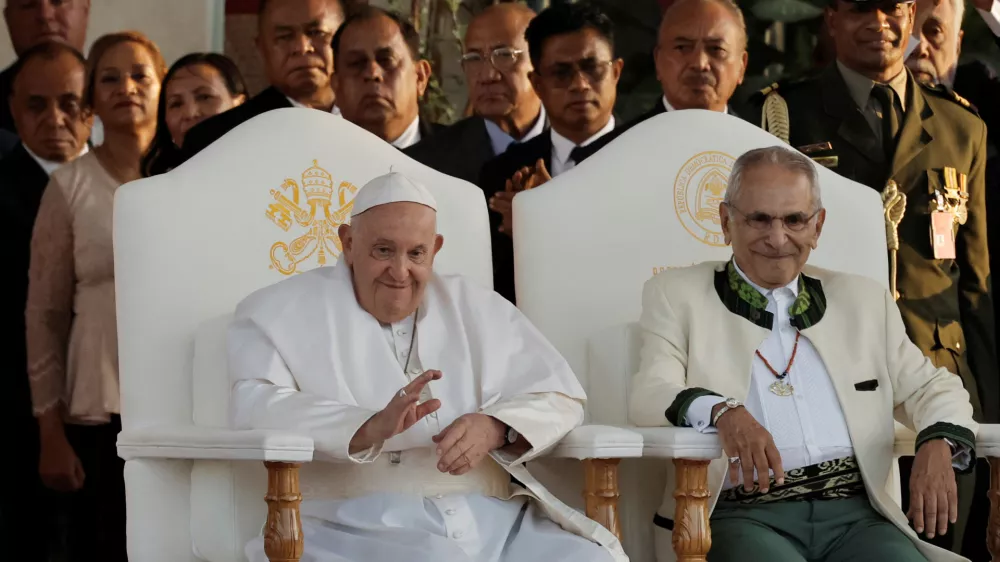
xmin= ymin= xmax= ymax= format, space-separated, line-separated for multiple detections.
xmin=406 ymin=3 xmax=544 ymax=185
xmin=477 ymin=1 xmax=622 ymax=304
xmin=630 ymin=146 xmax=977 ymax=562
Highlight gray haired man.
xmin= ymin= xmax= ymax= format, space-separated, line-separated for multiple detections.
xmin=630 ymin=146 xmax=978 ymax=562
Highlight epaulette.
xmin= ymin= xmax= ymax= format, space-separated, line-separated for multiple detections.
xmin=750 ymin=73 xmax=813 ymax=100
xmin=918 ymin=81 xmax=979 ymax=115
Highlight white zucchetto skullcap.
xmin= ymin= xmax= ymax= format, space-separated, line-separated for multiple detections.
xmin=350 ymin=172 xmax=438 ymax=217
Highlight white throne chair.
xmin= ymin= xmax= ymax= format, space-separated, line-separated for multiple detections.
xmin=113 ymin=109 xmax=643 ymax=562
xmin=512 ymin=110 xmax=1000 ymax=562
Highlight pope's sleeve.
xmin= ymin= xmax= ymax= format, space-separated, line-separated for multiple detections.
xmin=629 ymin=275 xmax=720 ymax=427
xmin=473 ymin=285 xmax=586 ymax=466
xmin=227 ymin=314 xmax=383 ymax=463
xmin=886 ymin=288 xmax=978 ymax=473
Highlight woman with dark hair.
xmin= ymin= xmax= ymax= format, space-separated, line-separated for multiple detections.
xmin=26 ymin=30 xmax=166 ymax=561
xmin=142 ymin=53 xmax=247 ymax=176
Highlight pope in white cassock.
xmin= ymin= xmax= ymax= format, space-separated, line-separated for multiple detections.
xmin=227 ymin=172 xmax=625 ymax=562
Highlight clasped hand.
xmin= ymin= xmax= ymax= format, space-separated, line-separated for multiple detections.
xmin=355 ymin=370 xmax=507 ymax=475
xmin=488 ymin=158 xmax=552 ymax=237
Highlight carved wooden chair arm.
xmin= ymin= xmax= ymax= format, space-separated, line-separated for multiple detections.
xmin=117 ymin=426 xmax=314 ymax=562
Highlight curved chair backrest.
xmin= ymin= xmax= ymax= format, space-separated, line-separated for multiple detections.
xmin=513 ymin=109 xmax=889 ymax=557
xmin=113 ymin=109 xmax=492 ymax=561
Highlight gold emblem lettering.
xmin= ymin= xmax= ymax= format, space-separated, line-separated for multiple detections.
xmin=265 ymin=159 xmax=359 ymax=275
xmin=673 ymin=151 xmax=736 ymax=247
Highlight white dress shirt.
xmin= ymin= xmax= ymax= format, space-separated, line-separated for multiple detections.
xmin=978 ymin=0 xmax=1000 ymax=36
xmin=549 ymin=117 xmax=615 ymax=177
xmin=390 ymin=116 xmax=422 ymax=149
xmin=23 ymin=143 xmax=89 ymax=176
xmin=686 ymin=263 xmax=854 ymax=487
xmin=286 ymin=95 xmax=341 ymax=115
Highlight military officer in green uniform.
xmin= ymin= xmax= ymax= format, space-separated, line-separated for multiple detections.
xmin=743 ymin=0 xmax=996 ymax=557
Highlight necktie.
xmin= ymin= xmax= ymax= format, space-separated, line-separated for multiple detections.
xmin=569 ymin=145 xmax=587 ymax=165
xmin=870 ymin=85 xmax=900 ymax=161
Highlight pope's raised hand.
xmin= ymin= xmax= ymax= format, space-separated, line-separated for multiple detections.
xmin=350 ymin=371 xmax=442 ymax=453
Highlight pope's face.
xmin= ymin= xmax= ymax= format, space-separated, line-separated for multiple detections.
xmin=720 ymin=164 xmax=825 ymax=289
xmin=340 ymin=203 xmax=444 ymax=324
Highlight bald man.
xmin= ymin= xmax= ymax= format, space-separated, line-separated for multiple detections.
xmin=179 ymin=0 xmax=344 ymax=164
xmin=573 ymin=0 xmax=748 ymax=162
xmin=0 ymin=0 xmax=91 ymax=137
xmin=405 ymin=3 xmax=545 ymax=185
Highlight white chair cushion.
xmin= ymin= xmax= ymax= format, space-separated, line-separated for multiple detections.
xmin=586 ymin=323 xmax=642 ymax=425
xmin=193 ymin=314 xmax=234 ymax=428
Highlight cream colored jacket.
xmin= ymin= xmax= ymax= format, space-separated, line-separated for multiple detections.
xmin=629 ymin=261 xmax=976 ymax=562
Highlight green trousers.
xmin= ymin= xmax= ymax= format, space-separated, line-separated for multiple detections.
xmin=707 ymin=496 xmax=926 ymax=562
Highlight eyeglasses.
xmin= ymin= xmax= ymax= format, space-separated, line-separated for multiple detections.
xmin=537 ymin=58 xmax=613 ymax=88
xmin=725 ymin=204 xmax=820 ymax=232
xmin=461 ymin=47 xmax=523 ymax=74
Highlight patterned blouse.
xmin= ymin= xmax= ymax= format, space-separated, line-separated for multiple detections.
xmin=26 ymin=151 xmax=121 ymax=424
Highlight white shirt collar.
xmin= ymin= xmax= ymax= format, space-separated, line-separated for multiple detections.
xmin=733 ymin=259 xmax=799 ymax=298
xmin=483 ymin=106 xmax=548 ymax=157
xmin=550 ymin=116 xmax=615 ymax=167
xmin=23 ymin=143 xmax=88 ymax=176
xmin=285 ymin=95 xmax=341 ymax=115
xmin=662 ymin=95 xmax=729 ymax=114
xmin=522 ymin=105 xmax=547 ymax=142
xmin=390 ymin=116 xmax=422 ymax=149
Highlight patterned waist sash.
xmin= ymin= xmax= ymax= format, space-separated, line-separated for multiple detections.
xmin=718 ymin=456 xmax=865 ymax=505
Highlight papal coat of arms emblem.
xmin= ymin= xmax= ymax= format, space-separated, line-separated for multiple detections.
xmin=265 ymin=160 xmax=358 ymax=275
xmin=673 ymin=151 xmax=735 ymax=247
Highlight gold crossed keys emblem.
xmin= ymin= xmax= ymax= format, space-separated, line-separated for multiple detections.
xmin=265 ymin=159 xmax=359 ymax=275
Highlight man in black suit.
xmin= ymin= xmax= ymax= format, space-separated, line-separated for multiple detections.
xmin=331 ymin=7 xmax=442 ymax=148
xmin=575 ymin=0 xmax=749 ymax=162
xmin=479 ymin=2 xmax=622 ymax=303
xmin=405 ymin=3 xmax=545 ymax=184
xmin=0 ymin=0 xmax=90 ymax=137
xmin=179 ymin=0 xmax=344 ymax=164
xmin=0 ymin=41 xmax=91 ymax=562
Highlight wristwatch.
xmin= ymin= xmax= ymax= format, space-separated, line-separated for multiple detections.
xmin=504 ymin=425 xmax=519 ymax=446
xmin=711 ymin=398 xmax=743 ymax=427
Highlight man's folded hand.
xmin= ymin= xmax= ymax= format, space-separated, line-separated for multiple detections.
xmin=714 ymin=404 xmax=785 ymax=493
xmin=907 ymin=438 xmax=957 ymax=539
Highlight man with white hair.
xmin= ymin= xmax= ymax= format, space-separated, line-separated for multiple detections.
xmin=630 ymin=146 xmax=977 ymax=562
xmin=227 ymin=172 xmax=625 ymax=562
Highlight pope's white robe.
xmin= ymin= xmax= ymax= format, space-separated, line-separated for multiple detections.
xmin=227 ymin=262 xmax=626 ymax=562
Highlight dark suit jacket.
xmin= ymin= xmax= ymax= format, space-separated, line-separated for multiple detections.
xmin=476 ymin=131 xmax=554 ymax=304
xmin=747 ymin=65 xmax=999 ymax=423
xmin=0 ymin=64 xmax=16 ymax=136
xmin=0 ymin=144 xmax=49 ymax=458
xmin=177 ymin=86 xmax=293 ymax=166
xmin=954 ymin=60 xmax=999 ymax=155
xmin=572 ymin=101 xmax=666 ymax=162
xmin=0 ymin=128 xmax=18 ymax=159
xmin=954 ymin=59 xmax=1000 ymax=379
xmin=404 ymin=116 xmax=495 ymax=185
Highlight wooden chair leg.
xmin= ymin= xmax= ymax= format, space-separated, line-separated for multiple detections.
xmin=989 ymin=456 xmax=999 ymax=562
xmin=264 ymin=461 xmax=303 ymax=562
xmin=673 ymin=459 xmax=712 ymax=562
xmin=583 ymin=458 xmax=622 ymax=540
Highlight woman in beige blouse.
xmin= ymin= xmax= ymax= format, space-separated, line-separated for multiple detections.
xmin=26 ymin=31 xmax=165 ymax=561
